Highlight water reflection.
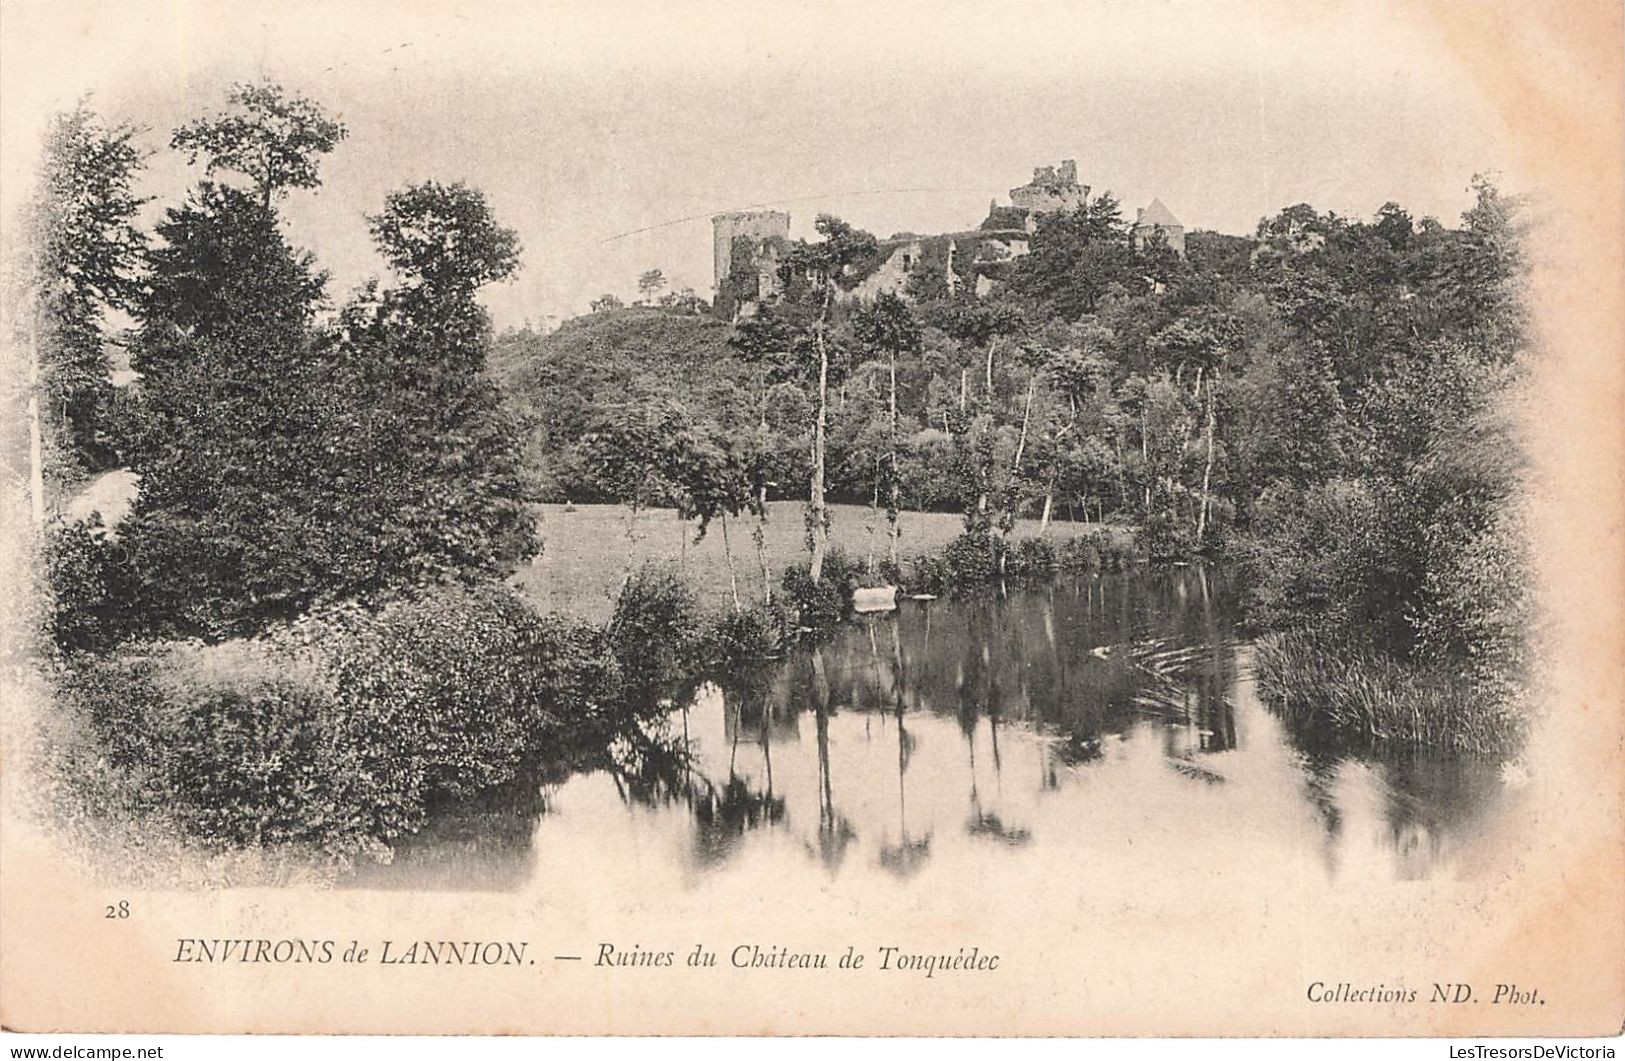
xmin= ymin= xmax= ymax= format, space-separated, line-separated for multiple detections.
xmin=357 ymin=569 xmax=1513 ymax=892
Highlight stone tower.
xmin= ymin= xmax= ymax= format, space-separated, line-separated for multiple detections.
xmin=712 ymin=210 xmax=792 ymax=295
xmin=1009 ymin=159 xmax=1088 ymax=214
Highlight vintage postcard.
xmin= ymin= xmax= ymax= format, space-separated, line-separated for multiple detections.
xmin=0 ymin=0 xmax=1621 ymax=1039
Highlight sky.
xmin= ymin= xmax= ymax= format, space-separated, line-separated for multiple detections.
xmin=0 ymin=0 xmax=1525 ymax=331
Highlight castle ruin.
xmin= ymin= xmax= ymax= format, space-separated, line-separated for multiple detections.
xmin=711 ymin=210 xmax=792 ymax=320
xmin=711 ymin=162 xmax=1182 ymax=317
xmin=1009 ymin=159 xmax=1089 ymax=213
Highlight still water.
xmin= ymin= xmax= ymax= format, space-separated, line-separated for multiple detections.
xmin=356 ymin=569 xmax=1513 ymax=893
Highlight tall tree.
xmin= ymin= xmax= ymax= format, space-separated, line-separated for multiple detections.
xmin=939 ymin=297 xmax=1025 ymax=529
xmin=314 ymin=180 xmax=537 ymax=587
xmin=737 ymin=214 xmax=876 ymax=581
xmin=851 ymin=292 xmax=920 ymax=570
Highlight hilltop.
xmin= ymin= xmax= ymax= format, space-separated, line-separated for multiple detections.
xmin=490 ymin=306 xmax=763 ymax=500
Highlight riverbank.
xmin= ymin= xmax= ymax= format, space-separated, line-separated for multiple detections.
xmin=25 ymin=503 xmax=1129 ymax=882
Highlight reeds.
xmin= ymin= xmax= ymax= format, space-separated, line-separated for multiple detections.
xmin=1252 ymin=631 xmax=1525 ymax=757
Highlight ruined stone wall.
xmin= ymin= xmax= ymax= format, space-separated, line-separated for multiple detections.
xmin=840 ymin=241 xmax=921 ymax=302
xmin=1009 ymin=159 xmax=1087 ymax=214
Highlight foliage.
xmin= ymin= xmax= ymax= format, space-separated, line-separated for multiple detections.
xmin=491 ymin=309 xmax=766 ymax=501
xmin=116 ymin=90 xmax=535 ymax=642
xmin=1254 ymin=631 xmax=1526 ymax=756
xmin=368 ymin=181 xmax=521 ymax=304
xmin=119 ymin=181 xmax=331 ymax=637
xmin=906 ymin=526 xmax=1134 ymax=596
xmin=1228 ymin=183 xmax=1532 ymax=749
xmin=637 ymin=268 xmax=667 ymax=302
xmin=171 ymin=80 xmax=346 ymax=206
xmin=61 ymin=636 xmax=411 ymax=858
xmin=25 ymin=104 xmax=148 ymax=485
xmin=1006 ymin=536 xmax=1058 ymax=578
xmin=779 ymin=546 xmax=860 ymax=629
xmin=1003 ymin=195 xmax=1145 ymax=320
xmin=50 ymin=585 xmax=625 ymax=860
xmin=32 ymin=71 xmax=1537 ymax=814
xmin=703 ymin=607 xmax=780 ymax=666
xmin=607 ymin=564 xmax=703 ymax=710
xmin=42 ymin=516 xmax=136 ymax=654
xmin=760 ymin=215 xmax=881 ymax=580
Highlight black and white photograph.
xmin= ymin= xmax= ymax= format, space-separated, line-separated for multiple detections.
xmin=0 ymin=0 xmax=1621 ymax=1045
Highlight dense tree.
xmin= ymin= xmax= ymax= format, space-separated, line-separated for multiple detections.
xmin=120 ymin=177 xmax=332 ymax=635
xmin=1232 ymin=180 xmax=1530 ymax=693
xmin=576 ymin=399 xmax=689 ymax=536
xmin=24 ymin=104 xmax=147 ymax=489
xmin=1004 ymin=194 xmax=1145 ymax=320
xmin=312 ymin=180 xmax=537 ymax=592
xmin=118 ymin=85 xmax=534 ymax=639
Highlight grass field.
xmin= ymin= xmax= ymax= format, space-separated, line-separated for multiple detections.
xmin=511 ymin=501 xmax=1117 ymax=622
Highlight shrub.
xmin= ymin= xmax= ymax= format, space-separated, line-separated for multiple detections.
xmin=904 ymin=528 xmax=1134 ymax=596
xmin=297 ymin=586 xmax=555 ymax=801
xmin=49 ymin=583 xmax=628 ymax=860
xmin=43 ymin=517 xmax=138 ymax=654
xmin=1066 ymin=528 xmax=1140 ymax=570
xmin=1007 ymin=536 xmax=1058 ymax=578
xmin=1056 ymin=535 xmax=1102 ymax=572
xmin=60 ymin=639 xmax=421 ymax=858
xmin=607 ymin=564 xmax=702 ymax=710
xmin=704 ymin=608 xmax=779 ymax=666
xmin=780 ymin=547 xmax=859 ymax=630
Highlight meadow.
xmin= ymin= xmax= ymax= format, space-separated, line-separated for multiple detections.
xmin=511 ymin=501 xmax=1117 ymax=622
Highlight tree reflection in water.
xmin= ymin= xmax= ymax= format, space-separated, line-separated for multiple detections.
xmin=808 ymin=646 xmax=859 ymax=873
xmin=369 ymin=570 xmax=1515 ymax=893
xmin=877 ymin=620 xmax=930 ymax=879
xmin=599 ymin=677 xmax=788 ymax=869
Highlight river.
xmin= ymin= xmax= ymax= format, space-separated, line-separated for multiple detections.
xmin=354 ymin=568 xmax=1514 ymax=893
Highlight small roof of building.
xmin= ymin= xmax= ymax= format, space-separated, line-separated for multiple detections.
xmin=1136 ymin=198 xmax=1182 ymax=229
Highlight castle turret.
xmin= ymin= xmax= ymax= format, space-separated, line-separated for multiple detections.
xmin=1132 ymin=198 xmax=1186 ymax=255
